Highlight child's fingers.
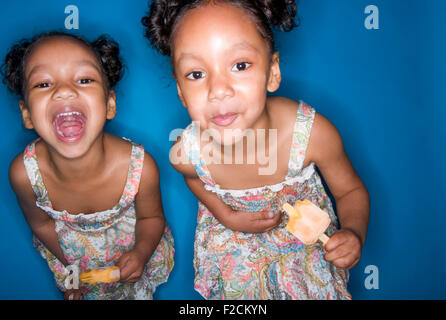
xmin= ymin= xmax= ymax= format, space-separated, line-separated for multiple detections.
xmin=324 ymin=244 xmax=351 ymax=262
xmin=117 ymin=252 xmax=130 ymax=266
xmin=73 ymin=290 xmax=84 ymax=300
xmin=121 ymin=266 xmax=143 ymax=283
xmin=120 ymin=257 xmax=143 ymax=282
xmin=64 ymin=291 xmax=72 ymax=300
xmin=252 ymin=212 xmax=282 ymax=232
xmin=64 ymin=289 xmax=83 ymax=300
xmin=324 ymin=240 xmax=361 ymax=270
xmin=324 ymin=237 xmax=345 ymax=252
xmin=119 ymin=267 xmax=132 ymax=282
xmin=123 ymin=270 xmax=142 ymax=283
xmin=233 ymin=210 xmax=282 ymax=233
xmin=330 ymin=255 xmax=360 ymax=270
xmin=64 ymin=290 xmax=75 ymax=300
xmin=325 ymin=229 xmax=361 ymax=252
xmin=118 ymin=265 xmax=132 ymax=281
xmin=253 ymin=210 xmax=282 ymax=222
xmin=257 ymin=211 xmax=274 ymax=220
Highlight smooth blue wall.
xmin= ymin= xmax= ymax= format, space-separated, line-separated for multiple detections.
xmin=0 ymin=0 xmax=444 ymax=299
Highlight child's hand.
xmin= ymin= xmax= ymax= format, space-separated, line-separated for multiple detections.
xmin=228 ymin=210 xmax=282 ymax=233
xmin=116 ymin=249 xmax=146 ymax=283
xmin=323 ymin=229 xmax=362 ymax=270
xmin=64 ymin=288 xmax=84 ymax=300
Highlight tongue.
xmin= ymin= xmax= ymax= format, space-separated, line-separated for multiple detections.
xmin=54 ymin=114 xmax=85 ymax=138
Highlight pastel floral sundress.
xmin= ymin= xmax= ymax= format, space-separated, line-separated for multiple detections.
xmin=181 ymin=101 xmax=351 ymax=300
xmin=23 ymin=139 xmax=175 ymax=300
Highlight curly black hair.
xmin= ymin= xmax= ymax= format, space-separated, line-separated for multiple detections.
xmin=1 ymin=31 xmax=124 ymax=98
xmin=142 ymin=0 xmax=299 ymax=57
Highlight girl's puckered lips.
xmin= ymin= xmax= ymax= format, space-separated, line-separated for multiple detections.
xmin=52 ymin=106 xmax=87 ymax=143
xmin=211 ymin=112 xmax=238 ymax=127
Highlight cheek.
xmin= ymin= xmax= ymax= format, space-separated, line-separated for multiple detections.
xmin=84 ymin=88 xmax=106 ymax=103
xmin=29 ymin=106 xmax=48 ymax=124
xmin=181 ymin=86 xmax=210 ymax=116
xmin=82 ymin=90 xmax=108 ymax=114
xmin=26 ymin=93 xmax=48 ymax=111
xmin=187 ymin=107 xmax=208 ymax=124
xmin=182 ymin=83 xmax=205 ymax=103
xmin=235 ymin=70 xmax=268 ymax=94
xmin=236 ymin=75 xmax=267 ymax=106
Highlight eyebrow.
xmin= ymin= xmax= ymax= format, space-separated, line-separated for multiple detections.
xmin=176 ymin=41 xmax=260 ymax=63
xmin=27 ymin=59 xmax=102 ymax=78
xmin=230 ymin=41 xmax=260 ymax=52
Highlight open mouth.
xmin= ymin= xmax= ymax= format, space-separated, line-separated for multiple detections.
xmin=211 ymin=112 xmax=238 ymax=127
xmin=52 ymin=111 xmax=86 ymax=143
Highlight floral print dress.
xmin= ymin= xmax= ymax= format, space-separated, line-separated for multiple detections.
xmin=23 ymin=139 xmax=174 ymax=300
xmin=181 ymin=101 xmax=351 ymax=300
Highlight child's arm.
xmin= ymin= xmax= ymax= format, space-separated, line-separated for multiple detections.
xmin=184 ymin=176 xmax=281 ymax=233
xmin=9 ymin=155 xmax=69 ymax=266
xmin=171 ymin=138 xmax=281 ymax=233
xmin=116 ymin=151 xmax=166 ymax=283
xmin=307 ymin=113 xmax=370 ymax=269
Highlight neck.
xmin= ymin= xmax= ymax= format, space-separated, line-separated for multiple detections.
xmin=45 ymin=133 xmax=107 ymax=182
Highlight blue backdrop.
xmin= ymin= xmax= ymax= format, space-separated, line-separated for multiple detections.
xmin=0 ymin=0 xmax=444 ymax=300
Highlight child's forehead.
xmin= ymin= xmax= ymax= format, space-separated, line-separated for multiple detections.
xmin=26 ymin=37 xmax=98 ymax=68
xmin=173 ymin=3 xmax=265 ymax=51
xmin=30 ymin=36 xmax=94 ymax=58
xmin=180 ymin=2 xmax=255 ymax=29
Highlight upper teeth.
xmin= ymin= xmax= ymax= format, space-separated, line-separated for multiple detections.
xmin=56 ymin=111 xmax=82 ymax=118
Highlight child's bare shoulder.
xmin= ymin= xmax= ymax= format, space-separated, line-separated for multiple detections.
xmin=169 ymin=135 xmax=198 ymax=178
xmin=267 ymin=97 xmax=340 ymax=142
xmin=9 ymin=152 xmax=34 ymax=201
xmin=311 ymin=112 xmax=342 ymax=146
xmin=306 ymin=112 xmax=344 ymax=164
xmin=138 ymin=150 xmax=161 ymax=194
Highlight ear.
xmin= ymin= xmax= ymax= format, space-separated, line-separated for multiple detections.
xmin=267 ymin=52 xmax=281 ymax=93
xmin=176 ymin=82 xmax=187 ymax=108
xmin=19 ymin=100 xmax=34 ymax=129
xmin=106 ymin=90 xmax=117 ymax=120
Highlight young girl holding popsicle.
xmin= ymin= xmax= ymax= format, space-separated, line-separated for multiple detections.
xmin=143 ymin=0 xmax=369 ymax=300
xmin=2 ymin=32 xmax=174 ymax=300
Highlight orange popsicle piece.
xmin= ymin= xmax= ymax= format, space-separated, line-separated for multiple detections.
xmin=79 ymin=266 xmax=120 ymax=285
xmin=282 ymin=200 xmax=330 ymax=245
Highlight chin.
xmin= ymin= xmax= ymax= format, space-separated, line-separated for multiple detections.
xmin=217 ymin=130 xmax=248 ymax=146
xmin=41 ymin=135 xmax=90 ymax=159
xmin=54 ymin=144 xmax=90 ymax=160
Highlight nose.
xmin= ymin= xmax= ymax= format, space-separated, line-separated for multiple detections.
xmin=52 ymin=83 xmax=77 ymax=100
xmin=208 ymin=72 xmax=235 ymax=101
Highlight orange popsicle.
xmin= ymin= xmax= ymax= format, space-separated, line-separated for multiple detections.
xmin=282 ymin=200 xmax=331 ymax=245
xmin=79 ymin=266 xmax=120 ymax=285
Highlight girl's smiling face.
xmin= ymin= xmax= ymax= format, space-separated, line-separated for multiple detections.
xmin=172 ymin=3 xmax=281 ymax=145
xmin=20 ymin=37 xmax=116 ymax=158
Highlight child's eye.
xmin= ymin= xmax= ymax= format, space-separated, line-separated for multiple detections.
xmin=35 ymin=82 xmax=51 ymax=88
xmin=232 ymin=62 xmax=251 ymax=72
xmin=78 ymin=79 xmax=93 ymax=84
xmin=186 ymin=71 xmax=205 ymax=80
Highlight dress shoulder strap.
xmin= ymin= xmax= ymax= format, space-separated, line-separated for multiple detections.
xmin=119 ymin=140 xmax=145 ymax=207
xmin=180 ymin=122 xmax=217 ymax=187
xmin=23 ymin=138 xmax=51 ymax=206
xmin=286 ymin=100 xmax=316 ymax=178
